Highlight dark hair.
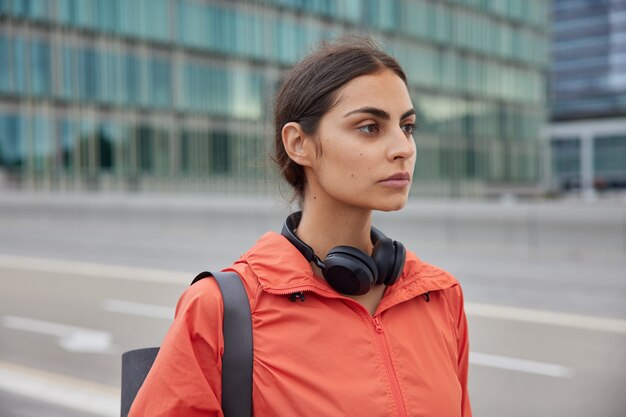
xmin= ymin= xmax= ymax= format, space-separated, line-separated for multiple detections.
xmin=273 ymin=35 xmax=407 ymax=203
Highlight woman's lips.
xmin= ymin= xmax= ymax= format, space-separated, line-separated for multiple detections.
xmin=379 ymin=172 xmax=411 ymax=188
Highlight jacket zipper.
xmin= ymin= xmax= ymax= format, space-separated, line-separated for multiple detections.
xmin=371 ymin=315 xmax=408 ymax=417
xmin=264 ymin=286 xmax=408 ymax=417
xmin=262 ymin=286 xmax=344 ymax=300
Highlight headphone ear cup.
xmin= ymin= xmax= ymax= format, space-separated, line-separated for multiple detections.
xmin=324 ymin=246 xmax=378 ymax=296
xmin=372 ymin=238 xmax=406 ymax=286
xmin=388 ymin=241 xmax=406 ymax=285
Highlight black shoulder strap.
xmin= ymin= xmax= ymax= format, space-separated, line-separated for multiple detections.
xmin=121 ymin=347 xmax=159 ymax=417
xmin=211 ymin=271 xmax=254 ymax=417
xmin=120 ymin=271 xmax=252 ymax=417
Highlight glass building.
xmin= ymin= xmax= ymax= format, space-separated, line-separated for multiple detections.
xmin=548 ymin=0 xmax=626 ymax=194
xmin=0 ymin=0 xmax=549 ymax=197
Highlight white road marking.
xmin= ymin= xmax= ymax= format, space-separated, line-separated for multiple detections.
xmin=0 ymin=253 xmax=189 ymax=284
xmin=103 ymin=299 xmax=175 ymax=320
xmin=3 ymin=316 xmax=115 ymax=354
xmin=465 ymin=302 xmax=626 ymax=334
xmin=470 ymin=351 xmax=575 ymax=378
xmin=2 ymin=254 xmax=625 ymax=334
xmin=0 ymin=361 xmax=118 ymax=417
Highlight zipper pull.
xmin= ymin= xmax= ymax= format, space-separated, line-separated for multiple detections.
xmin=289 ymin=292 xmax=305 ymax=302
xmin=373 ymin=316 xmax=384 ymax=333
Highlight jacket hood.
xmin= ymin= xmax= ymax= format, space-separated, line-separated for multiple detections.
xmin=240 ymin=232 xmax=458 ymax=308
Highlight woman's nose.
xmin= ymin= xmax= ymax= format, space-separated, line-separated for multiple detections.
xmin=389 ymin=128 xmax=415 ymax=160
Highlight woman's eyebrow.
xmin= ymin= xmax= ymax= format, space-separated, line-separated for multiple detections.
xmin=343 ymin=107 xmax=415 ymax=121
xmin=401 ymin=109 xmax=416 ymax=120
xmin=343 ymin=107 xmax=389 ymax=120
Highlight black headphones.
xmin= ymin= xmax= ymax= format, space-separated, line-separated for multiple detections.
xmin=281 ymin=211 xmax=406 ymax=296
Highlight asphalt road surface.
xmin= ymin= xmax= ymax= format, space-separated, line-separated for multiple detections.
xmin=1 ymin=192 xmax=625 ymax=417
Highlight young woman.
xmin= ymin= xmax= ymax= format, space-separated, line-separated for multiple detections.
xmin=129 ymin=37 xmax=472 ymax=417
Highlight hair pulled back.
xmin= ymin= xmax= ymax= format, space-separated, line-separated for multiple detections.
xmin=273 ymin=36 xmax=407 ymax=203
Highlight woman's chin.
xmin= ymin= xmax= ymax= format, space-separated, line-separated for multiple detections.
xmin=375 ymin=197 xmax=409 ymax=212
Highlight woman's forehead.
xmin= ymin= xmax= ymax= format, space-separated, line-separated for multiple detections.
xmin=330 ymin=70 xmax=412 ymax=115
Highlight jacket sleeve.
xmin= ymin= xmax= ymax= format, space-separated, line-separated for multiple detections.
xmin=128 ymin=278 xmax=225 ymax=417
xmin=451 ymin=284 xmax=472 ymax=417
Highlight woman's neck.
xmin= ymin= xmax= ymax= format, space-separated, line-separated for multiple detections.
xmin=295 ymin=190 xmax=387 ymax=315
xmin=296 ymin=192 xmax=385 ymax=316
xmin=296 ymin=193 xmax=373 ymax=265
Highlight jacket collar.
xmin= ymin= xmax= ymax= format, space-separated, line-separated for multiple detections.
xmin=243 ymin=232 xmax=458 ymax=305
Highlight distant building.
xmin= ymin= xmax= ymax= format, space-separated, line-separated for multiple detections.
xmin=0 ymin=0 xmax=549 ymax=198
xmin=547 ymin=0 xmax=626 ymax=195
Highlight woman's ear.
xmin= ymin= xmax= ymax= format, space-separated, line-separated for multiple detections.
xmin=282 ymin=122 xmax=314 ymax=167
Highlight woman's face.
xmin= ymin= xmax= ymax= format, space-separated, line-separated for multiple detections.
xmin=305 ymin=69 xmax=416 ymax=212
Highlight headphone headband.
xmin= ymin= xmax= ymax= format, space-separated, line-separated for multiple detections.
xmin=282 ymin=212 xmax=316 ymax=263
xmin=281 ymin=211 xmax=387 ymax=271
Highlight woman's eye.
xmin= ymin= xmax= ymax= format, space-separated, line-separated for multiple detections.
xmin=402 ymin=123 xmax=416 ymax=134
xmin=358 ymin=124 xmax=379 ymax=134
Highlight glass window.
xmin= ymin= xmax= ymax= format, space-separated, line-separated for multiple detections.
xmin=153 ymin=127 xmax=170 ymax=175
xmin=98 ymin=51 xmax=118 ymax=104
xmin=498 ymin=23 xmax=512 ymax=59
xmin=142 ymin=0 xmax=169 ymax=41
xmin=184 ymin=64 xmax=199 ymax=111
xmin=180 ymin=129 xmax=210 ymax=176
xmin=117 ymin=123 xmax=135 ymax=176
xmin=230 ymin=69 xmax=263 ymax=120
xmin=30 ymin=40 xmax=51 ymax=96
xmin=0 ymin=113 xmax=17 ymax=167
xmin=179 ymin=1 xmax=208 ymax=48
xmin=77 ymin=48 xmax=98 ymax=101
xmin=97 ymin=0 xmax=119 ymax=33
xmin=61 ymin=46 xmax=76 ymax=99
xmin=377 ymin=0 xmax=398 ymax=31
xmin=149 ymin=58 xmax=171 ymax=108
xmin=84 ymin=48 xmax=100 ymax=101
xmin=59 ymin=118 xmax=76 ymax=171
xmin=230 ymin=132 xmax=265 ymax=178
xmin=400 ymin=0 xmax=420 ymax=38
xmin=29 ymin=0 xmax=49 ymax=21
xmin=78 ymin=118 xmax=96 ymax=174
xmin=96 ymin=122 xmax=115 ymax=171
xmin=32 ymin=116 xmax=53 ymax=173
xmin=11 ymin=0 xmax=29 ymax=17
xmin=0 ymin=36 xmax=10 ymax=93
xmin=551 ymin=137 xmax=581 ymax=186
xmin=14 ymin=37 xmax=26 ymax=94
xmin=76 ymin=0 xmax=95 ymax=28
xmin=180 ymin=131 xmax=191 ymax=174
xmin=342 ymin=0 xmax=361 ymax=23
xmin=122 ymin=54 xmax=141 ymax=105
xmin=137 ymin=125 xmax=153 ymax=173
xmin=439 ymin=51 xmax=456 ymax=90
xmin=595 ymin=135 xmax=626 ymax=179
xmin=234 ymin=11 xmax=250 ymax=57
xmin=120 ymin=0 xmax=141 ymax=38
xmin=214 ymin=67 xmax=229 ymax=115
xmin=57 ymin=0 xmax=75 ymax=25
xmin=0 ymin=0 xmax=11 ymax=15
xmin=0 ymin=113 xmax=23 ymax=168
xmin=222 ymin=7 xmax=237 ymax=54
xmin=434 ymin=3 xmax=451 ymax=43
xmin=211 ymin=131 xmax=230 ymax=174
xmin=249 ymin=12 xmax=264 ymax=60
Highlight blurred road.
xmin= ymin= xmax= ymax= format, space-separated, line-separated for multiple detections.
xmin=0 ymin=192 xmax=625 ymax=417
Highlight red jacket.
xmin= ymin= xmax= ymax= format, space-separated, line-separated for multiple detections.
xmin=130 ymin=231 xmax=472 ymax=416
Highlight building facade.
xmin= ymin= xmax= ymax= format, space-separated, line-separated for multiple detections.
xmin=0 ymin=0 xmax=549 ymax=197
xmin=548 ymin=0 xmax=626 ymax=194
